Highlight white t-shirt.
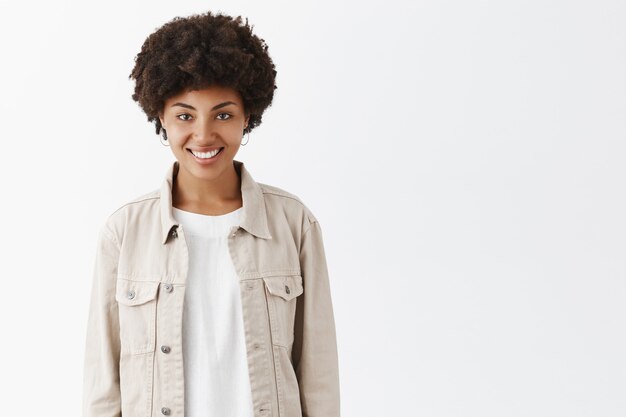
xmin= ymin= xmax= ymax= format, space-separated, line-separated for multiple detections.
xmin=172 ymin=206 xmax=254 ymax=417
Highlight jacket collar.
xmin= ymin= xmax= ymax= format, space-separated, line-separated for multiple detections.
xmin=160 ymin=159 xmax=273 ymax=244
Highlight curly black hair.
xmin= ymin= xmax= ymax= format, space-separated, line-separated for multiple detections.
xmin=129 ymin=11 xmax=277 ymax=136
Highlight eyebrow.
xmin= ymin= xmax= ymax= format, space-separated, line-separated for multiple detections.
xmin=170 ymin=101 xmax=237 ymax=111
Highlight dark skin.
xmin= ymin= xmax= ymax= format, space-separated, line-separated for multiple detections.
xmin=172 ymin=168 xmax=244 ymax=216
xmin=158 ymin=85 xmax=250 ymax=215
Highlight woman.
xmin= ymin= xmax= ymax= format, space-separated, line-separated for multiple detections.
xmin=82 ymin=11 xmax=340 ymax=417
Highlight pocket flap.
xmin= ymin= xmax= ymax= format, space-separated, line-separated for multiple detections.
xmin=115 ymin=279 xmax=160 ymax=306
xmin=263 ymin=275 xmax=303 ymax=301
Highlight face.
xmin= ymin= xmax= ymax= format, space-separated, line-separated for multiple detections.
xmin=158 ymin=85 xmax=250 ymax=183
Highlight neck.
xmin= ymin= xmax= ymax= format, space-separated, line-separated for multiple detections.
xmin=172 ymin=162 xmax=242 ymax=214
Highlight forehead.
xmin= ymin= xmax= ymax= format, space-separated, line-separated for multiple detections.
xmin=166 ymin=85 xmax=243 ymax=106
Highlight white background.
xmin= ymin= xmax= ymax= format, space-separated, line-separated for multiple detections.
xmin=0 ymin=1 xmax=624 ymax=415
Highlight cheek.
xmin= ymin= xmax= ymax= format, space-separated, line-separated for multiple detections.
xmin=219 ymin=124 xmax=245 ymax=140
xmin=166 ymin=120 xmax=244 ymax=141
xmin=165 ymin=124 xmax=188 ymax=137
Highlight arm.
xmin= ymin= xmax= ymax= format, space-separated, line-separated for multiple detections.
xmin=82 ymin=224 xmax=121 ymax=417
xmin=293 ymin=219 xmax=341 ymax=417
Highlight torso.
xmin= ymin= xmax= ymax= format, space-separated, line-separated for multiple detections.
xmin=172 ymin=199 xmax=243 ymax=216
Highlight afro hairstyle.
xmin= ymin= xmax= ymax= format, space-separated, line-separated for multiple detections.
xmin=129 ymin=11 xmax=278 ymax=136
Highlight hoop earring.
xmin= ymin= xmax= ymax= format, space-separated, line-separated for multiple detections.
xmin=160 ymin=129 xmax=170 ymax=147
xmin=241 ymin=131 xmax=250 ymax=146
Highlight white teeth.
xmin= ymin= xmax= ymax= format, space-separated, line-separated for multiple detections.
xmin=191 ymin=148 xmax=221 ymax=159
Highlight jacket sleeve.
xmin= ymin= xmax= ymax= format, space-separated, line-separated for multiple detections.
xmin=82 ymin=223 xmax=122 ymax=417
xmin=293 ymin=219 xmax=341 ymax=417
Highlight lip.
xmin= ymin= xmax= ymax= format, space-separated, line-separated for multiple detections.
xmin=187 ymin=147 xmax=224 ymax=165
xmin=187 ymin=146 xmax=223 ymax=152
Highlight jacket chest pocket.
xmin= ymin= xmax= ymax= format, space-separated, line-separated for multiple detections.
xmin=262 ymin=275 xmax=304 ymax=348
xmin=115 ymin=279 xmax=160 ymax=355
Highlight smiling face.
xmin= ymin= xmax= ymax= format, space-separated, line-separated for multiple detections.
xmin=158 ymin=85 xmax=250 ymax=183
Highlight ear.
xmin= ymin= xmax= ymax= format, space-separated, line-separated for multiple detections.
xmin=244 ymin=114 xmax=250 ymax=129
xmin=158 ymin=110 xmax=165 ymax=129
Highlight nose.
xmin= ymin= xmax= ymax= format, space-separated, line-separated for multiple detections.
xmin=193 ymin=116 xmax=217 ymax=141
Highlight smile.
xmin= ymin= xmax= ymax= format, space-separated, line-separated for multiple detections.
xmin=188 ymin=148 xmax=224 ymax=159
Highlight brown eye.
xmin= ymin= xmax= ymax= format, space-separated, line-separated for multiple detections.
xmin=177 ymin=113 xmax=192 ymax=121
xmin=216 ymin=113 xmax=232 ymax=120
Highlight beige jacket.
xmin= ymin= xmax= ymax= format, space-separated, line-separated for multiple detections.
xmin=82 ymin=160 xmax=340 ymax=417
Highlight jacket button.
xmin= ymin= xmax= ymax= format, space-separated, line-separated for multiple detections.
xmin=161 ymin=407 xmax=171 ymax=415
xmin=164 ymin=283 xmax=173 ymax=293
xmin=127 ymin=290 xmax=135 ymax=299
xmin=285 ymin=285 xmax=290 ymax=294
xmin=161 ymin=345 xmax=171 ymax=354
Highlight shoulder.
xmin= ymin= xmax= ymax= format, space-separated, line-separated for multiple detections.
xmin=258 ymin=182 xmax=318 ymax=225
xmin=99 ymin=188 xmax=161 ymax=244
